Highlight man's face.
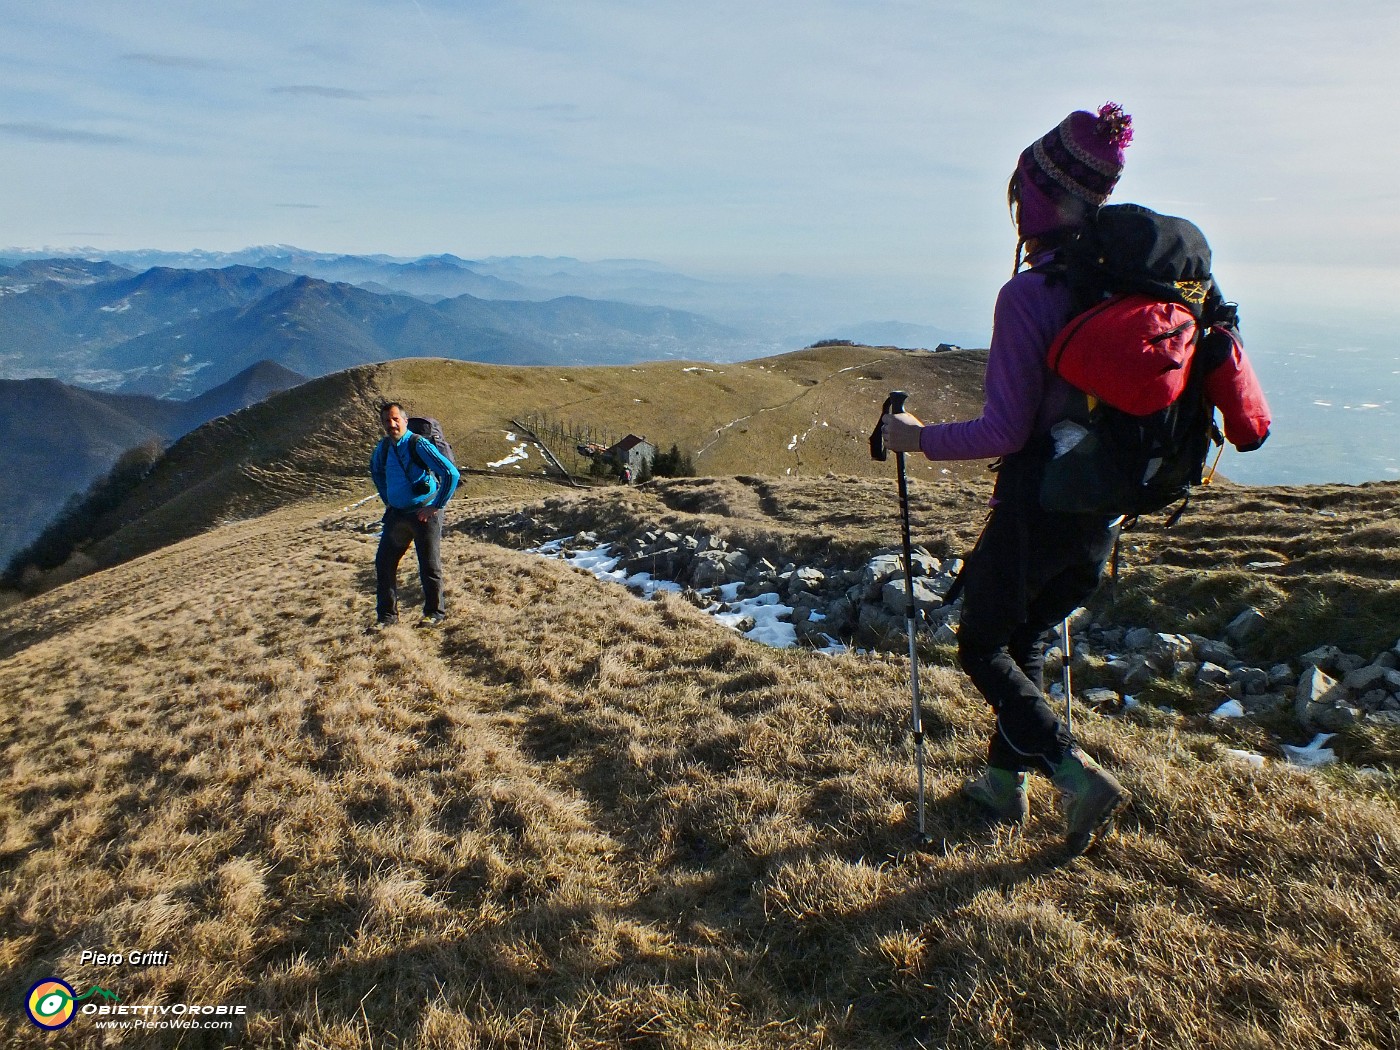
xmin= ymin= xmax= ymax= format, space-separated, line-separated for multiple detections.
xmin=381 ymin=407 xmax=407 ymax=440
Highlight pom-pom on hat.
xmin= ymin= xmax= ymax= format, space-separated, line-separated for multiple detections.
xmin=1015 ymin=102 xmax=1133 ymax=238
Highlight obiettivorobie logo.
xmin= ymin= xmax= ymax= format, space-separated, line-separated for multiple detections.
xmin=25 ymin=979 xmax=120 ymax=1030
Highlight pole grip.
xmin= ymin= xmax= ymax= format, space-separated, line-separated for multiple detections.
xmin=868 ymin=390 xmax=910 ymax=462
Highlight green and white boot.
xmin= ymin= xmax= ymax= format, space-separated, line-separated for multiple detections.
xmin=1052 ymin=747 xmax=1130 ymax=855
xmin=961 ymin=767 xmax=1029 ymax=825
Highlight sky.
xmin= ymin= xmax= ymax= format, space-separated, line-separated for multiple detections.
xmin=4 ymin=0 xmax=1399 ymax=334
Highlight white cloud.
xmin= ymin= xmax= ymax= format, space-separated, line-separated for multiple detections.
xmin=0 ymin=0 xmax=1396 ymax=326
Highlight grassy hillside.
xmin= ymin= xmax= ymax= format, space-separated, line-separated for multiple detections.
xmin=8 ymin=346 xmax=991 ymax=592
xmin=4 ymin=345 xmax=1398 ymax=1046
xmin=1 ymin=490 xmax=1396 ymax=1049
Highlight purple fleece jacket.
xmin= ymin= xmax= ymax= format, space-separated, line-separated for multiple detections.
xmin=919 ymin=255 xmax=1080 ymax=461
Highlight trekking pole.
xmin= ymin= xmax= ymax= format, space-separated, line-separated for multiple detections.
xmin=869 ymin=391 xmax=929 ymax=845
xmin=1060 ymin=617 xmax=1073 ymax=737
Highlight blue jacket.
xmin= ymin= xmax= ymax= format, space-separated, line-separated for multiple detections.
xmin=371 ymin=433 xmax=460 ymax=511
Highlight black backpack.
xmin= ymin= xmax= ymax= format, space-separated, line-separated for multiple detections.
xmin=1039 ymin=205 xmax=1233 ymax=521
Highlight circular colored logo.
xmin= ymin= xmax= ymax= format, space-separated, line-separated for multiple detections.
xmin=27 ymin=979 xmax=76 ymax=1030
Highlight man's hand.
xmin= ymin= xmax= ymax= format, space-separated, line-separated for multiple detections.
xmin=882 ymin=411 xmax=926 ymax=454
xmin=416 ymin=507 xmax=439 ymax=524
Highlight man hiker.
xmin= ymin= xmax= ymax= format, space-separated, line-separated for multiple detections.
xmin=882 ymin=104 xmax=1143 ymax=854
xmin=369 ymin=401 xmax=460 ymax=630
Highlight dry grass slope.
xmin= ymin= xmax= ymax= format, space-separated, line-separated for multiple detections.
xmin=11 ymin=346 xmax=990 ymax=594
xmin=3 ymin=487 xmax=1398 ymax=1049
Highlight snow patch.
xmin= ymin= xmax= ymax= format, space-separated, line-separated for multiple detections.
xmin=489 ymin=443 xmax=530 ymax=469
xmin=1281 ymin=733 xmax=1337 ymax=768
xmin=528 ymin=540 xmax=840 ymax=654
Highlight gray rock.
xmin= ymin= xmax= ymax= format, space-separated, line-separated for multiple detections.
xmin=1081 ymin=687 xmax=1121 ymax=708
xmin=1109 ymin=655 xmax=1156 ymax=692
xmin=1359 ymin=689 xmax=1389 ymax=712
xmin=1301 ymin=644 xmax=1342 ymax=670
xmin=1315 ymin=704 xmax=1362 ymax=731
xmin=1196 ymin=638 xmax=1237 ymax=667
xmin=1295 ymin=665 xmax=1362 ymax=732
xmin=858 ymin=602 xmax=900 ymax=640
xmin=1335 ymin=653 xmax=1368 ymax=675
xmin=1124 ymin=627 xmax=1155 ymax=651
xmin=1095 ymin=626 xmax=1126 ymax=650
xmin=929 ymin=566 xmax=962 ymax=598
xmin=1240 ymin=693 xmax=1288 ymax=717
xmin=931 ymin=623 xmax=959 ymax=646
xmin=1149 ymin=633 xmax=1196 ymax=666
xmin=861 ymin=554 xmax=905 ymax=599
xmin=786 ymin=566 xmax=826 ymax=596
xmin=822 ymin=597 xmax=854 ymax=635
xmin=1231 ymin=667 xmax=1270 ymax=696
xmin=691 ymin=550 xmax=748 ymax=587
xmin=1385 ymin=669 xmax=1400 ymax=691
xmin=1267 ymin=663 xmax=1294 ymax=688
xmin=882 ymin=576 xmax=941 ymax=616
xmin=1225 ymin=607 xmax=1267 ymax=645
xmin=1367 ymin=710 xmax=1400 ymax=727
xmin=1197 ymin=662 xmax=1233 ymax=688
xmin=1343 ymin=664 xmax=1390 ymax=693
xmin=621 ymin=547 xmax=683 ymax=576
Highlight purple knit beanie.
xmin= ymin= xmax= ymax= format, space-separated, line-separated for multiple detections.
xmin=1015 ymin=102 xmax=1133 ymax=238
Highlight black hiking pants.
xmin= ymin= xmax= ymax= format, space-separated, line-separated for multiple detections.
xmin=956 ymin=472 xmax=1119 ymax=777
xmin=376 ymin=506 xmax=446 ymax=620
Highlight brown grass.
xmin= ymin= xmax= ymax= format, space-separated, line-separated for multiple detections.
xmin=11 ymin=346 xmax=993 ymax=595
xmin=3 ymin=485 xmax=1398 ymax=1049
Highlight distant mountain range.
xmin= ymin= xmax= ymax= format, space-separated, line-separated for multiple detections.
xmin=0 ymin=256 xmax=768 ymax=397
xmin=0 ymin=360 xmax=305 ymax=567
xmin=0 ymin=246 xmax=982 ymax=351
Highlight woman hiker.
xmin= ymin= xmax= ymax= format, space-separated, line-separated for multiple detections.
xmin=881 ymin=103 xmax=1136 ymax=854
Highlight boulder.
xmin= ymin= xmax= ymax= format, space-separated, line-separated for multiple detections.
xmin=1224 ymin=607 xmax=1267 ymax=645
xmin=1335 ymin=652 xmax=1368 ymax=675
xmin=691 ymin=550 xmax=748 ymax=587
xmin=1109 ymin=655 xmax=1156 ymax=692
xmin=881 ymin=576 xmax=942 ymax=616
xmin=786 ymin=566 xmax=826 ymax=597
xmin=1300 ymin=645 xmax=1342 ymax=670
xmin=861 ymin=554 xmax=906 ymax=599
xmin=1359 ymin=689 xmax=1389 ymax=713
xmin=1197 ymin=662 xmax=1233 ymax=688
xmin=1195 ymin=638 xmax=1237 ymax=667
xmin=1124 ymin=627 xmax=1155 ymax=651
xmin=1295 ymin=665 xmax=1362 ymax=732
xmin=1342 ymin=663 xmax=1390 ymax=693
xmin=931 ymin=623 xmax=959 ymax=646
xmin=1230 ymin=667 xmax=1270 ymax=696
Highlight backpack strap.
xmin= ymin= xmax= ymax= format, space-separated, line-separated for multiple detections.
xmin=407 ymin=433 xmax=428 ymax=472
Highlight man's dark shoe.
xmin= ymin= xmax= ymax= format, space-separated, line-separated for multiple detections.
xmin=417 ymin=613 xmax=446 ymax=629
xmin=365 ymin=616 xmax=398 ymax=634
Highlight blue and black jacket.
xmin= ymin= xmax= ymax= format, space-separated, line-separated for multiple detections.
xmin=370 ymin=433 xmax=460 ymax=512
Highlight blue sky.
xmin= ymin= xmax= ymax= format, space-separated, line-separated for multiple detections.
xmin=2 ymin=1 xmax=1398 ymax=331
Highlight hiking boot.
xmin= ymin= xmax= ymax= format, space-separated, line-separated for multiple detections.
xmin=365 ymin=616 xmax=398 ymax=634
xmin=417 ymin=613 xmax=446 ymax=629
xmin=961 ymin=767 xmax=1029 ymax=824
xmin=1052 ymin=747 xmax=1130 ymax=855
